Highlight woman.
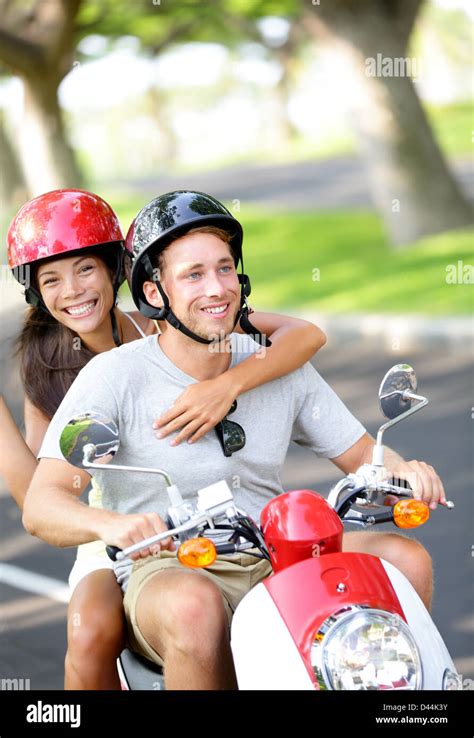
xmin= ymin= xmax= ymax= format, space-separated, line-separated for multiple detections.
xmin=1 ymin=188 xmax=327 ymax=690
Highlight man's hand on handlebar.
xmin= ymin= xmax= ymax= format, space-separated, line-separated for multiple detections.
xmin=383 ymin=458 xmax=447 ymax=510
xmin=99 ymin=511 xmax=176 ymax=560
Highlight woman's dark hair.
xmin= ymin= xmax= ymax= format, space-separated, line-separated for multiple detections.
xmin=16 ymin=308 xmax=97 ymax=420
xmin=16 ymin=250 xmax=119 ymax=420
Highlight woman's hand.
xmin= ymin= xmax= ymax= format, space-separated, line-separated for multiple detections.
xmin=153 ymin=374 xmax=239 ymax=446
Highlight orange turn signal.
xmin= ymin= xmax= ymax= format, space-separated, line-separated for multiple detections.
xmin=393 ymin=499 xmax=430 ymax=529
xmin=178 ymin=538 xmax=217 ymax=568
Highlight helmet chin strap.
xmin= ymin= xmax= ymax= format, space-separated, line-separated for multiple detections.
xmin=144 ymin=256 xmax=271 ymax=347
xmin=238 ymin=302 xmax=271 ymax=347
xmin=24 ymin=285 xmax=49 ymax=312
xmin=110 ymin=308 xmax=122 ymax=347
xmin=159 ymin=300 xmax=271 ymax=347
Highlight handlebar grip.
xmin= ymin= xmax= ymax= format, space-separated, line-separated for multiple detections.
xmin=374 ymin=510 xmax=395 ymax=524
xmin=106 ymin=545 xmax=122 ymax=561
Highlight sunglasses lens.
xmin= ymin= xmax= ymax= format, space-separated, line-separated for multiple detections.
xmin=216 ymin=419 xmax=246 ymax=457
xmin=222 ymin=421 xmax=245 ymax=452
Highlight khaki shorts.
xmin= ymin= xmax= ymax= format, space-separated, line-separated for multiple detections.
xmin=123 ymin=549 xmax=272 ymax=667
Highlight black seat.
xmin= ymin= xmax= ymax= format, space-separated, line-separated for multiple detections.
xmin=118 ymin=648 xmax=165 ymax=690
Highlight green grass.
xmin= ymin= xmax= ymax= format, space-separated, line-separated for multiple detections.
xmin=242 ymin=210 xmax=473 ymax=315
xmin=114 ymin=199 xmax=473 ymax=315
xmin=426 ymin=101 xmax=473 ymax=157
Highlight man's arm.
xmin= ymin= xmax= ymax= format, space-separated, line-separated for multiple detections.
xmin=23 ymin=457 xmax=112 ymax=546
xmin=330 ymin=432 xmax=447 ymax=510
xmin=23 ymin=458 xmax=175 ymax=556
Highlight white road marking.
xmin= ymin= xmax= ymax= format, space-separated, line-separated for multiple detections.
xmin=0 ymin=562 xmax=70 ymax=603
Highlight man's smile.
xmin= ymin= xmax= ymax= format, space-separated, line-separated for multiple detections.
xmin=200 ymin=302 xmax=231 ymax=318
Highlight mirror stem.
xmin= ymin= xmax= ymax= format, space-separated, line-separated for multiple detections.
xmin=373 ymin=392 xmax=429 ymax=467
xmin=81 ymin=457 xmax=175 ymax=488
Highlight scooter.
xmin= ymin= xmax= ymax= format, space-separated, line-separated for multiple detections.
xmin=60 ymin=363 xmax=461 ymax=690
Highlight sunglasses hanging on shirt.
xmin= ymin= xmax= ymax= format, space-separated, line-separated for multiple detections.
xmin=214 ymin=400 xmax=246 ymax=457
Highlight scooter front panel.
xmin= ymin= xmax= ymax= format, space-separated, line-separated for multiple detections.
xmin=380 ymin=560 xmax=458 ymax=689
xmin=231 ymin=582 xmax=315 ymax=690
xmin=263 ymin=552 xmax=405 ymax=685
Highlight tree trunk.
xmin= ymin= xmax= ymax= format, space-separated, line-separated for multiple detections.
xmin=340 ymin=38 xmax=472 ymax=245
xmin=0 ymin=110 xmax=29 ymax=212
xmin=18 ymin=71 xmax=82 ymax=196
xmin=304 ymin=4 xmax=473 ymax=246
xmin=273 ymin=47 xmax=300 ymax=145
xmin=0 ymin=0 xmax=83 ymax=195
xmin=146 ymin=86 xmax=178 ymax=168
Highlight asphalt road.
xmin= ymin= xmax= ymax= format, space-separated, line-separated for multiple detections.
xmin=0 ymin=309 xmax=472 ymax=689
xmin=126 ymin=155 xmax=474 ymax=208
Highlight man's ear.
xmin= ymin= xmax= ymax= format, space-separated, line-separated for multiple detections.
xmin=143 ymin=280 xmax=164 ymax=308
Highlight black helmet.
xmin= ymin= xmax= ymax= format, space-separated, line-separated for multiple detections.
xmin=125 ymin=191 xmax=271 ymax=347
xmin=125 ymin=191 xmax=243 ymax=312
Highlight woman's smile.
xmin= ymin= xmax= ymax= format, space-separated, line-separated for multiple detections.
xmin=62 ymin=299 xmax=99 ymax=319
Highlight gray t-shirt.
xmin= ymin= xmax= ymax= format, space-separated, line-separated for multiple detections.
xmin=39 ymin=334 xmax=366 ymax=524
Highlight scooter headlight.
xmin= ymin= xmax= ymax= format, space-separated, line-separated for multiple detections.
xmin=311 ymin=607 xmax=422 ymax=690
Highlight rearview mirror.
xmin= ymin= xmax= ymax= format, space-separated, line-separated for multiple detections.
xmin=378 ymin=364 xmax=417 ymax=420
xmin=60 ymin=413 xmax=120 ymax=468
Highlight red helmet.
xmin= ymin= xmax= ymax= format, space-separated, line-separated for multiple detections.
xmin=8 ymin=189 xmax=124 ymax=307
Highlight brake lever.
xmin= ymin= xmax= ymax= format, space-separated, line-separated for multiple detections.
xmin=377 ymin=483 xmax=455 ymax=509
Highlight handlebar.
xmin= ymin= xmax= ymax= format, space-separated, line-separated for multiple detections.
xmin=106 ymin=512 xmax=212 ymax=562
xmin=106 ymin=540 xmax=240 ymax=561
xmin=105 ymin=470 xmax=454 ymax=563
xmin=105 ymin=501 xmax=269 ymax=562
xmin=330 ymin=475 xmax=454 ymax=522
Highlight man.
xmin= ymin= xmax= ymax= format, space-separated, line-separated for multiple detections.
xmin=24 ymin=191 xmax=446 ymax=690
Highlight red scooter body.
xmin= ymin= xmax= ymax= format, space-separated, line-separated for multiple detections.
xmin=257 ymin=490 xmax=406 ymax=687
xmin=260 ymin=489 xmax=344 ymax=571
xmin=230 ymin=490 xmax=412 ymax=689
xmin=263 ymin=552 xmax=405 ymax=686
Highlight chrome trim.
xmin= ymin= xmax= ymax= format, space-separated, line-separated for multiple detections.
xmin=375 ymin=392 xmax=429 ymax=451
xmin=442 ymin=668 xmax=462 ymax=691
xmin=84 ymin=457 xmax=173 ymax=487
xmin=312 ymin=605 xmax=370 ymax=690
xmin=327 ymin=478 xmax=354 ymax=509
xmin=310 ymin=606 xmax=423 ymax=691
